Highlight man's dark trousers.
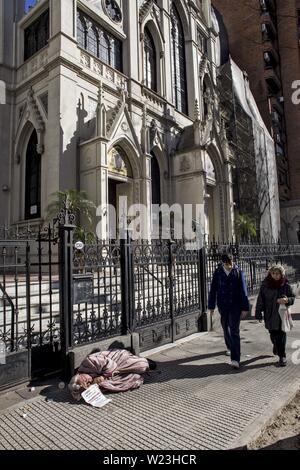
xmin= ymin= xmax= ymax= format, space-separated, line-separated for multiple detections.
xmin=220 ymin=308 xmax=241 ymax=362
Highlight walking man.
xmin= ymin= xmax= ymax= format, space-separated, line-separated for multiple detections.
xmin=208 ymin=253 xmax=249 ymax=369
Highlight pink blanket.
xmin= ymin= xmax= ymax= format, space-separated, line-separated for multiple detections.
xmin=78 ymin=349 xmax=149 ymax=393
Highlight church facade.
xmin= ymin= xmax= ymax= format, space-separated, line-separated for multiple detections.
xmin=0 ymin=0 xmax=280 ymax=241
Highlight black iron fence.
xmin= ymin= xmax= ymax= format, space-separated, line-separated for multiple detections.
xmin=1 ymin=219 xmax=300 ymax=384
xmin=205 ymin=241 xmax=300 ymax=296
xmin=0 ymin=225 xmax=62 ymax=379
xmin=72 ymin=241 xmax=122 ymax=345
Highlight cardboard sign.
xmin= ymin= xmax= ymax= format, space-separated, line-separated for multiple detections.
xmin=81 ymin=384 xmax=111 ymax=408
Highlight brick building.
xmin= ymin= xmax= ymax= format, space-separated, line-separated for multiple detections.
xmin=213 ymin=0 xmax=300 ymax=242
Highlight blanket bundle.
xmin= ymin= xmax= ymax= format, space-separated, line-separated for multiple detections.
xmin=69 ymin=349 xmax=150 ymax=399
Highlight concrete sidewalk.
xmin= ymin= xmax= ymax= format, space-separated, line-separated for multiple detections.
xmin=0 ymin=301 xmax=300 ymax=450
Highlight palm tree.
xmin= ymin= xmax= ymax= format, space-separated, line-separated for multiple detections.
xmin=235 ymin=213 xmax=257 ymax=242
xmin=46 ymin=189 xmax=96 ymax=242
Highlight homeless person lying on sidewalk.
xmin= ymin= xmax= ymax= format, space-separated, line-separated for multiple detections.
xmin=69 ymin=349 xmax=155 ymax=400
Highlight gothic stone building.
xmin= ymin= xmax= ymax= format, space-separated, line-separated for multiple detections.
xmin=0 ymin=0 xmax=280 ymax=240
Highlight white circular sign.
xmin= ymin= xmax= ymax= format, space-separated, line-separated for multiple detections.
xmin=75 ymin=241 xmax=84 ymax=250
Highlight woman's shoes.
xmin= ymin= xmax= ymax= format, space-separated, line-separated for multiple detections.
xmin=278 ymin=357 xmax=287 ymax=367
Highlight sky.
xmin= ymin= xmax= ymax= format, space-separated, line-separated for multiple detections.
xmin=25 ymin=0 xmax=38 ymax=12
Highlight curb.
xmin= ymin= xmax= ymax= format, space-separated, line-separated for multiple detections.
xmin=229 ymin=378 xmax=300 ymax=450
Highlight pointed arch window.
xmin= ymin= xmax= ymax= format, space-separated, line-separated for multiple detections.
xmin=25 ymin=130 xmax=41 ymax=220
xmin=144 ymin=27 xmax=157 ymax=91
xmin=170 ymin=3 xmax=188 ymax=114
xmin=99 ymin=32 xmax=110 ymax=64
xmin=77 ymin=13 xmax=87 ymax=49
xmin=151 ymin=154 xmax=161 ymax=205
xmin=76 ymin=9 xmax=122 ymax=72
xmin=87 ymin=26 xmax=99 ymax=57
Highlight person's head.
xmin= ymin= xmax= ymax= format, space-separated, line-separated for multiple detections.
xmin=268 ymin=264 xmax=285 ymax=282
xmin=68 ymin=373 xmax=93 ymax=401
xmin=221 ymin=253 xmax=233 ymax=270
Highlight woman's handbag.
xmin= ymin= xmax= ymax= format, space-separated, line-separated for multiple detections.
xmin=278 ymin=304 xmax=294 ymax=332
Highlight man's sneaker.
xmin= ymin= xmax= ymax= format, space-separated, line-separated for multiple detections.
xmin=279 ymin=357 xmax=287 ymax=367
xmin=225 ymin=350 xmax=231 ymax=357
xmin=231 ymin=360 xmax=240 ymax=370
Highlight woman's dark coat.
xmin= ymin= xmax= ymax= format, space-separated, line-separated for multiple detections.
xmin=255 ymin=278 xmax=295 ymax=331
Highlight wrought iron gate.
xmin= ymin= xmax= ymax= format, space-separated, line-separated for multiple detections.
xmin=66 ymin=237 xmax=207 ymax=354
xmin=0 ymin=226 xmax=61 ymax=387
xmin=132 ymin=240 xmax=206 ymax=351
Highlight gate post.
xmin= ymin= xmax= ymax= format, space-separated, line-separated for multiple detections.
xmin=120 ymin=231 xmax=134 ymax=335
xmin=57 ymin=205 xmax=75 ymax=377
xmin=168 ymin=240 xmax=176 ymax=343
xmin=199 ymin=246 xmax=208 ymax=331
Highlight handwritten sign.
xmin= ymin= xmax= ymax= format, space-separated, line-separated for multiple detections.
xmin=81 ymin=384 xmax=111 ymax=408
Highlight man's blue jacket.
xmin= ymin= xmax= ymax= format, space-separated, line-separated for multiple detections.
xmin=208 ymin=263 xmax=249 ymax=313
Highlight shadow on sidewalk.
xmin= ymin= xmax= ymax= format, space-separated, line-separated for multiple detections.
xmin=143 ymin=354 xmax=276 ymax=385
xmin=291 ymin=313 xmax=300 ymax=321
xmin=38 ymin=385 xmax=88 ymax=405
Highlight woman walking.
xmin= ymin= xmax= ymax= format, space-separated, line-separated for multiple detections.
xmin=255 ymin=265 xmax=295 ymax=366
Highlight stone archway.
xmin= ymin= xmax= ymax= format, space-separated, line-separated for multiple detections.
xmin=107 ymin=146 xmax=135 ymax=238
xmin=203 ymin=153 xmax=217 ymax=239
xmin=203 ymin=146 xmax=228 ymax=240
xmin=13 ymin=121 xmax=41 ymax=223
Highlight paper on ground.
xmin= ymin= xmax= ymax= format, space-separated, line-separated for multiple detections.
xmin=81 ymin=384 xmax=111 ymax=408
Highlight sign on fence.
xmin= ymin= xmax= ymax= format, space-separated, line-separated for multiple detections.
xmin=73 ymin=274 xmax=94 ymax=304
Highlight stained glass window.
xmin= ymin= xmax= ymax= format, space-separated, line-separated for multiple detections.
xmin=25 ymin=131 xmax=41 ymax=220
xmin=24 ymin=9 xmax=49 ymax=61
xmin=170 ymin=3 xmax=188 ymax=114
xmin=144 ymin=27 xmax=157 ymax=91
xmin=77 ymin=10 xmax=122 ymax=72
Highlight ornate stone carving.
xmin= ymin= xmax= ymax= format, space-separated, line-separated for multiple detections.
xmin=80 ymin=51 xmax=91 ymax=68
xmin=106 ymin=68 xmax=114 ymax=81
xmin=199 ymin=54 xmax=208 ymax=77
xmin=180 ymin=156 xmax=191 ymax=173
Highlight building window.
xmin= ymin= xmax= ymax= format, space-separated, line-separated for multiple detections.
xmin=87 ymin=26 xmax=99 ymax=57
xmin=99 ymin=31 xmax=110 ymax=64
xmin=151 ymin=154 xmax=161 ymax=205
xmin=77 ymin=13 xmax=87 ymax=49
xmin=104 ymin=0 xmax=122 ymax=23
xmin=144 ymin=27 xmax=157 ymax=91
xmin=170 ymin=3 xmax=188 ymax=114
xmin=77 ymin=10 xmax=122 ymax=72
xmin=197 ymin=29 xmax=208 ymax=54
xmin=24 ymin=9 xmax=49 ymax=61
xmin=25 ymin=131 xmax=41 ymax=220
